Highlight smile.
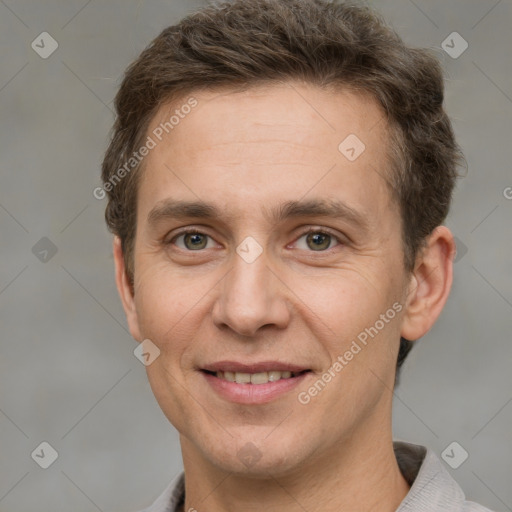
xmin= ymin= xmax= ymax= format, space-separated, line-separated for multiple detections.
xmin=207 ymin=369 xmax=306 ymax=384
xmin=200 ymin=368 xmax=312 ymax=404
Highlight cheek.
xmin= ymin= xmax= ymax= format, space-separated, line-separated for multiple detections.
xmin=133 ymin=263 xmax=190 ymax=340
xmin=293 ymin=268 xmax=388 ymax=336
xmin=299 ymin=267 xmax=403 ymax=380
xmin=133 ymin=262 xmax=216 ymax=364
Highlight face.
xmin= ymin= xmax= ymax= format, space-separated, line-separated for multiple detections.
xmin=117 ymin=82 xmax=421 ymax=477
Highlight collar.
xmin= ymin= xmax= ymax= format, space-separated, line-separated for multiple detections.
xmin=143 ymin=440 xmax=483 ymax=512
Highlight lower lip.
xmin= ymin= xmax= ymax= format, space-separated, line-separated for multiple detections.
xmin=201 ymin=371 xmax=310 ymax=404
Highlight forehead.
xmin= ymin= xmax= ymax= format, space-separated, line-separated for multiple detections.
xmin=147 ymin=82 xmax=387 ymax=154
xmin=138 ymin=82 xmax=396 ymax=227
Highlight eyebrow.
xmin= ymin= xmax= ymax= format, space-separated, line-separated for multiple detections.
xmin=147 ymin=198 xmax=370 ymax=231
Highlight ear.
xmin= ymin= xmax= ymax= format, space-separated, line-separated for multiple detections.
xmin=113 ymin=236 xmax=142 ymax=341
xmin=400 ymin=226 xmax=456 ymax=341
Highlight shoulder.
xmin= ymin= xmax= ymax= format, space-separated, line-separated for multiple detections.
xmin=134 ymin=472 xmax=185 ymax=512
xmin=394 ymin=440 xmax=496 ymax=512
xmin=461 ymin=502 xmax=495 ymax=512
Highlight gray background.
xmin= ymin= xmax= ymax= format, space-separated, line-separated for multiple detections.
xmin=0 ymin=0 xmax=511 ymax=511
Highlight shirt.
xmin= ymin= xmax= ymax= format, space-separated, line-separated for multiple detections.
xmin=137 ymin=440 xmax=495 ymax=512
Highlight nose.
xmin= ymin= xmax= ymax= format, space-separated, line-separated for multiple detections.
xmin=211 ymin=248 xmax=291 ymax=338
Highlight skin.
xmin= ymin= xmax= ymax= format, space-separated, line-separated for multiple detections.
xmin=114 ymin=82 xmax=455 ymax=512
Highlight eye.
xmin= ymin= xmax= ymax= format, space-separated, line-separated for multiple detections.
xmin=166 ymin=227 xmax=344 ymax=253
xmin=169 ymin=230 xmax=216 ymax=251
xmin=294 ymin=229 xmax=343 ymax=252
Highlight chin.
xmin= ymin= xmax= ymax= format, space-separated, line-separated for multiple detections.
xmin=200 ymin=434 xmax=311 ymax=478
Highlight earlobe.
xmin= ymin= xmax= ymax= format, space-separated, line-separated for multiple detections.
xmin=113 ymin=236 xmax=142 ymax=341
xmin=400 ymin=226 xmax=456 ymax=341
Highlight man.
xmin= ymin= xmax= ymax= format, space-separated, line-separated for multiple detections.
xmin=101 ymin=0 xmax=493 ymax=510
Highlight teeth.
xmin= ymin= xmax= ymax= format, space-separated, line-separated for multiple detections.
xmin=214 ymin=370 xmax=298 ymax=384
xmin=235 ymin=372 xmax=251 ymax=384
xmin=250 ymin=372 xmax=268 ymax=384
xmin=223 ymin=371 xmax=236 ymax=382
xmin=268 ymin=371 xmax=281 ymax=382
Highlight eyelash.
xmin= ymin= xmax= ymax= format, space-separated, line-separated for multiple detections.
xmin=166 ymin=227 xmax=345 ymax=253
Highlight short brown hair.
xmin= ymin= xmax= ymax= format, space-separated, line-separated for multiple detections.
xmin=101 ymin=0 xmax=464 ymax=379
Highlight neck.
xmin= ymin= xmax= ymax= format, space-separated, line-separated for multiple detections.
xmin=180 ymin=404 xmax=410 ymax=512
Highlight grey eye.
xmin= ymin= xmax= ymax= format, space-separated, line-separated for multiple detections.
xmin=295 ymin=231 xmax=338 ymax=251
xmin=173 ymin=232 xmax=213 ymax=250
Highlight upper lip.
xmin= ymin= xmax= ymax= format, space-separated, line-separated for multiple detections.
xmin=201 ymin=361 xmax=310 ymax=373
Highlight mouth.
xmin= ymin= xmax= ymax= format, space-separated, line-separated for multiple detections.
xmin=201 ymin=369 xmax=309 ymax=384
xmin=199 ymin=363 xmax=312 ymax=404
